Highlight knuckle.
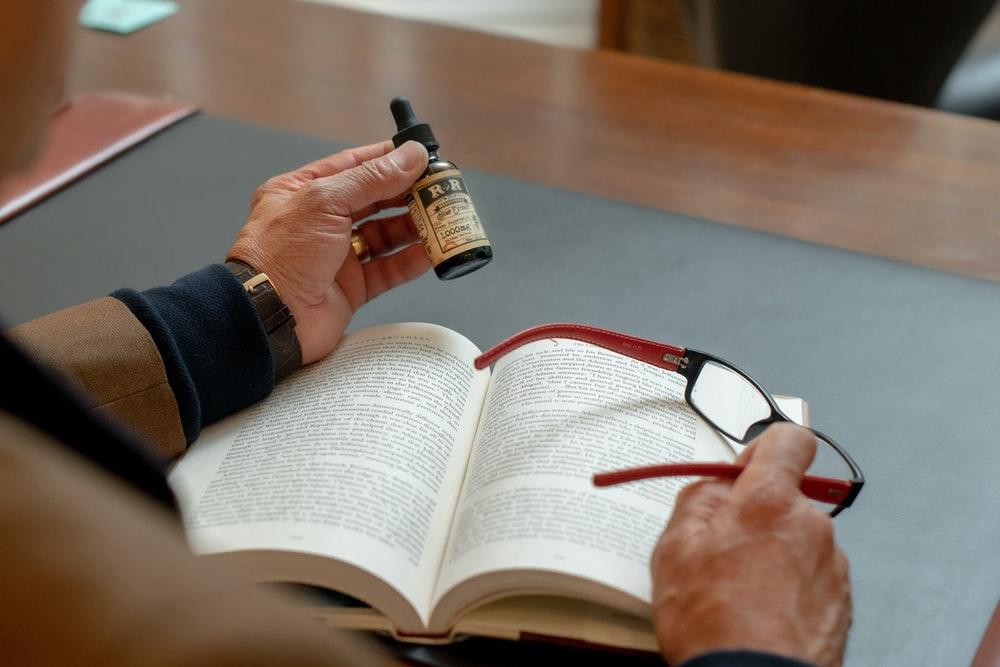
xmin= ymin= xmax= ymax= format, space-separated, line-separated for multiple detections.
xmin=282 ymin=183 xmax=349 ymax=229
xmin=676 ymin=479 xmax=726 ymax=508
xmin=742 ymin=481 xmax=796 ymax=518
xmin=296 ymin=178 xmax=320 ymax=199
xmin=294 ymin=181 xmax=323 ymax=209
xmin=358 ymin=156 xmax=397 ymax=183
xmin=321 ymin=158 xmax=400 ymax=211
xmin=673 ymin=480 xmax=705 ymax=508
xmin=251 ymin=183 xmax=270 ymax=206
xmin=264 ymin=174 xmax=285 ymax=188
xmin=297 ymin=180 xmax=338 ymax=213
xmin=252 ymin=174 xmax=289 ymax=202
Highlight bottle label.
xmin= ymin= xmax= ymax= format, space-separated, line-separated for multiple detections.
xmin=407 ymin=169 xmax=489 ymax=266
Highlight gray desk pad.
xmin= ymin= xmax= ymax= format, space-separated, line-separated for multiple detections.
xmin=2 ymin=114 xmax=999 ymax=666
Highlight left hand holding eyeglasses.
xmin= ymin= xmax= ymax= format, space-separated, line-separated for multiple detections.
xmin=649 ymin=423 xmax=852 ymax=667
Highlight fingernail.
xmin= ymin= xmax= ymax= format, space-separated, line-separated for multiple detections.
xmin=387 ymin=141 xmax=427 ymax=172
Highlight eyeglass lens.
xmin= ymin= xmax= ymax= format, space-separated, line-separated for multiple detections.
xmin=689 ymin=361 xmax=772 ymax=441
xmin=689 ymin=360 xmax=854 ymax=510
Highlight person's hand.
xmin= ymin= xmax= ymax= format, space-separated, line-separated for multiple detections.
xmin=228 ymin=140 xmax=431 ymax=365
xmin=651 ymin=423 xmax=851 ymax=667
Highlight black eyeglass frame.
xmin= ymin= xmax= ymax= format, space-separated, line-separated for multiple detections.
xmin=475 ymin=324 xmax=865 ymax=517
xmin=678 ymin=348 xmax=864 ymax=517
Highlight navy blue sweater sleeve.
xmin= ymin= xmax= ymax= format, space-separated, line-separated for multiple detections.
xmin=679 ymin=650 xmax=816 ymax=667
xmin=112 ymin=264 xmax=274 ymax=443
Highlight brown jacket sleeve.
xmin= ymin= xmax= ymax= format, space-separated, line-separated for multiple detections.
xmin=7 ymin=297 xmax=187 ymax=460
xmin=0 ymin=412 xmax=389 ymax=666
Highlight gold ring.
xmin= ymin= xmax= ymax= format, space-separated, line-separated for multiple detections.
xmin=350 ymin=232 xmax=371 ymax=263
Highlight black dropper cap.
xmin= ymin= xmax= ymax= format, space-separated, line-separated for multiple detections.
xmin=390 ymin=97 xmax=439 ymax=151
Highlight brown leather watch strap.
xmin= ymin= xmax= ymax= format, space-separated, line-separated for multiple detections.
xmin=224 ymin=260 xmax=302 ymax=382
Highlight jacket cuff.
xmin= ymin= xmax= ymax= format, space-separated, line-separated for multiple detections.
xmin=112 ymin=264 xmax=274 ymax=443
xmin=679 ymin=650 xmax=816 ymax=667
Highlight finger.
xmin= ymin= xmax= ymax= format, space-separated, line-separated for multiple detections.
xmin=731 ymin=423 xmax=817 ymax=499
xmin=734 ymin=439 xmax=757 ymax=466
xmin=355 ymin=212 xmax=420 ymax=257
xmin=253 ymin=142 xmax=398 ymax=206
xmin=350 ymin=193 xmax=412 ymax=223
xmin=664 ymin=479 xmax=732 ymax=534
xmin=361 ymin=244 xmax=432 ymax=302
xmin=312 ymin=141 xmax=428 ymax=217
xmin=293 ymin=140 xmax=395 ymax=181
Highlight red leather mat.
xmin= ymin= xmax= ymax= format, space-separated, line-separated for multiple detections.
xmin=0 ymin=92 xmax=197 ymax=223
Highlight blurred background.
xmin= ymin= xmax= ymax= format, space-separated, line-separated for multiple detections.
xmin=313 ymin=0 xmax=1000 ymax=120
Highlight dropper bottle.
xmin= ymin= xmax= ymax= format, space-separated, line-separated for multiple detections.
xmin=390 ymin=97 xmax=493 ymax=280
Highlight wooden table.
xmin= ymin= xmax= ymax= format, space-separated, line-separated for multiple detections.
xmin=67 ymin=0 xmax=1000 ymax=284
xmin=64 ymin=2 xmax=1000 ymax=665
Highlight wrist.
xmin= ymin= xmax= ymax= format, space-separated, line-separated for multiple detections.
xmin=224 ymin=259 xmax=302 ymax=381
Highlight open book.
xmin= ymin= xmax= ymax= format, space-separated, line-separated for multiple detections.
xmin=169 ymin=323 xmax=806 ymax=652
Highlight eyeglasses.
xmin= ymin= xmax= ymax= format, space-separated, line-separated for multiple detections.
xmin=475 ymin=323 xmax=864 ymax=517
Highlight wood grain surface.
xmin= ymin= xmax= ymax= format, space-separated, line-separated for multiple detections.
xmin=66 ymin=0 xmax=1000 ymax=281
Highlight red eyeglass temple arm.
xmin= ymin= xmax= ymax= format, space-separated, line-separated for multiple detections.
xmin=474 ymin=323 xmax=688 ymax=371
xmin=593 ymin=463 xmax=853 ymax=505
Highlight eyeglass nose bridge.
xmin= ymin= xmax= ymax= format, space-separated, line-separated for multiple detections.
xmin=742 ymin=420 xmax=774 ymax=443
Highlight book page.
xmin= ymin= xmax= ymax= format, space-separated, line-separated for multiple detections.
xmin=169 ymin=323 xmax=490 ymax=626
xmin=432 ymin=339 xmax=800 ymax=623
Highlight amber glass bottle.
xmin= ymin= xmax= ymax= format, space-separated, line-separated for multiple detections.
xmin=391 ymin=97 xmax=493 ymax=280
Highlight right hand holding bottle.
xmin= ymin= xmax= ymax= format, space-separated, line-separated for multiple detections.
xmin=651 ymin=423 xmax=852 ymax=667
xmin=228 ymin=140 xmax=430 ymax=366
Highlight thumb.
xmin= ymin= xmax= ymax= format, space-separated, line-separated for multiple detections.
xmin=314 ymin=140 xmax=428 ymax=217
xmin=731 ymin=423 xmax=817 ymax=500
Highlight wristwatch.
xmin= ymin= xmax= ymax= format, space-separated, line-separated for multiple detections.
xmin=225 ymin=259 xmax=302 ymax=382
